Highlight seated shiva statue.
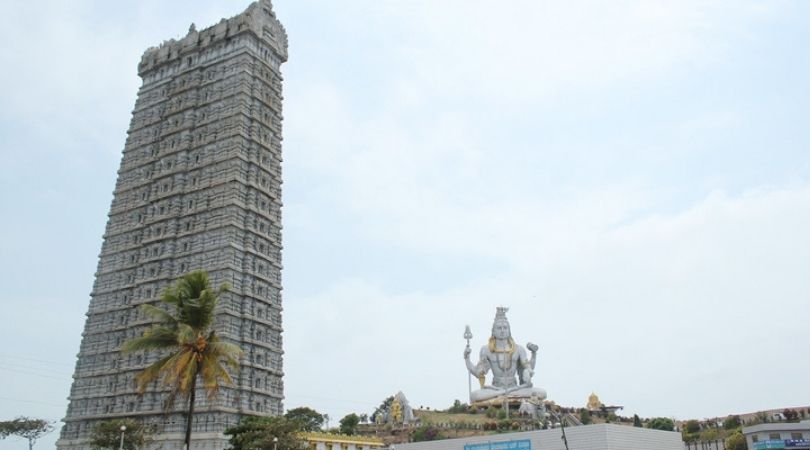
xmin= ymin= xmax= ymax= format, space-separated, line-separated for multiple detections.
xmin=464 ymin=307 xmax=547 ymax=405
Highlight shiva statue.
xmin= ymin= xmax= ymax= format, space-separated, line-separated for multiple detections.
xmin=464 ymin=307 xmax=547 ymax=406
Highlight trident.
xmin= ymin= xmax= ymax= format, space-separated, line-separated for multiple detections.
xmin=464 ymin=325 xmax=473 ymax=400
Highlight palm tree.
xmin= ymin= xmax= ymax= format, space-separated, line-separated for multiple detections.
xmin=123 ymin=270 xmax=243 ymax=450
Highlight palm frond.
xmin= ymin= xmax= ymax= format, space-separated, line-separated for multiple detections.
xmin=175 ymin=352 xmax=198 ymax=393
xmin=134 ymin=354 xmax=176 ymax=394
xmin=199 ymin=360 xmax=232 ymax=398
xmin=161 ymin=350 xmax=195 ymax=390
xmin=175 ymin=324 xmax=197 ymax=346
xmin=139 ymin=304 xmax=178 ymax=325
xmin=122 ymin=327 xmax=179 ymax=353
xmin=205 ymin=341 xmax=243 ymax=368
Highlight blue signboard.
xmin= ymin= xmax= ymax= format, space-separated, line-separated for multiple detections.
xmin=755 ymin=439 xmax=810 ymax=450
xmin=464 ymin=439 xmax=531 ymax=450
xmin=755 ymin=440 xmax=786 ymax=450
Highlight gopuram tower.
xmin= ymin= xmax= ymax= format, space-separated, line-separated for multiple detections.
xmin=57 ymin=2 xmax=287 ymax=449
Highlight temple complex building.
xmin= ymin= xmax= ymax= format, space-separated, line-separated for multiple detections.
xmin=56 ymin=2 xmax=288 ymax=449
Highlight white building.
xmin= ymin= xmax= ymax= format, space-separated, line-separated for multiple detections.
xmin=394 ymin=424 xmax=683 ymax=450
xmin=743 ymin=421 xmax=810 ymax=450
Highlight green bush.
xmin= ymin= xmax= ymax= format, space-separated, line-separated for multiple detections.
xmin=411 ymin=426 xmax=442 ymax=442
xmin=724 ymin=416 xmax=741 ymax=430
xmin=726 ymin=432 xmax=748 ymax=450
xmin=648 ymin=417 xmax=675 ymax=431
xmin=700 ymin=429 xmax=719 ymax=441
xmin=579 ymin=410 xmax=592 ymax=425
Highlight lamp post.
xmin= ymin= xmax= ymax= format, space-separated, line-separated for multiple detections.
xmin=273 ymin=436 xmax=278 ymax=450
xmin=119 ymin=425 xmax=127 ymax=450
xmin=545 ymin=410 xmax=569 ymax=450
xmin=560 ymin=417 xmax=569 ymax=450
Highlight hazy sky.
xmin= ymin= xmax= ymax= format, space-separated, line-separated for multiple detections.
xmin=2 ymin=0 xmax=810 ymax=448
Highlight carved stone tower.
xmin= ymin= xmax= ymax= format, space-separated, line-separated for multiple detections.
xmin=57 ymin=2 xmax=287 ymax=449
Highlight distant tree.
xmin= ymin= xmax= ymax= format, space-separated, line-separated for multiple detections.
xmin=606 ymin=413 xmax=617 ymax=423
xmin=411 ymin=425 xmax=442 ymax=442
xmin=685 ymin=420 xmax=701 ymax=434
xmin=0 ymin=417 xmax=54 ymax=450
xmin=447 ymin=400 xmax=469 ymax=414
xmin=371 ymin=397 xmax=394 ymax=423
xmin=225 ymin=416 xmax=306 ymax=450
xmin=496 ymin=409 xmax=508 ymax=420
xmin=579 ymin=409 xmax=592 ymax=425
xmin=90 ymin=418 xmax=153 ymax=450
xmin=783 ymin=409 xmax=799 ymax=422
xmin=701 ymin=428 xmax=719 ymax=441
xmin=284 ymin=407 xmax=326 ymax=432
xmin=339 ymin=414 xmax=360 ymax=435
xmin=486 ymin=406 xmax=498 ymax=419
xmin=359 ymin=414 xmax=369 ymax=424
xmin=633 ymin=414 xmax=642 ymax=427
xmin=726 ymin=431 xmax=748 ymax=450
xmin=723 ymin=415 xmax=741 ymax=430
xmin=648 ymin=417 xmax=675 ymax=431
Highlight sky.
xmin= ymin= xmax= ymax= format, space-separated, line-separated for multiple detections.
xmin=1 ymin=0 xmax=810 ymax=448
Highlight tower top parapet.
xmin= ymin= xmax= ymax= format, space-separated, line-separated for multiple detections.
xmin=138 ymin=0 xmax=287 ymax=76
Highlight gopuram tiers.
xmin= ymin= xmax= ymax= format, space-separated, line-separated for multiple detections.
xmin=57 ymin=2 xmax=288 ymax=449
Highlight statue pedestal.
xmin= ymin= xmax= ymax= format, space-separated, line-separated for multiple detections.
xmin=470 ymin=388 xmax=547 ymax=409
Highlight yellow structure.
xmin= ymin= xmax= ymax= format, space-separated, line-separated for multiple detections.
xmin=391 ymin=398 xmax=403 ymax=423
xmin=587 ymin=392 xmax=604 ymax=410
xmin=586 ymin=392 xmax=623 ymax=415
xmin=303 ymin=432 xmax=385 ymax=450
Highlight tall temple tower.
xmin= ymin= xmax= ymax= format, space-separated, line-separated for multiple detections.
xmin=57 ymin=2 xmax=287 ymax=449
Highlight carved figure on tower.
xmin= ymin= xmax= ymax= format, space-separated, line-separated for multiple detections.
xmin=463 ymin=307 xmax=547 ymax=406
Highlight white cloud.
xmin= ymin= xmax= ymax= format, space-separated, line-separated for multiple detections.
xmin=363 ymin=0 xmax=784 ymax=104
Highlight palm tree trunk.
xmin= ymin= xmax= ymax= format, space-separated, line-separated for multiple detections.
xmin=185 ymin=375 xmax=198 ymax=450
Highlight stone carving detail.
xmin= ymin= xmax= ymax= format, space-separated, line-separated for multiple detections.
xmin=464 ymin=307 xmax=547 ymax=406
